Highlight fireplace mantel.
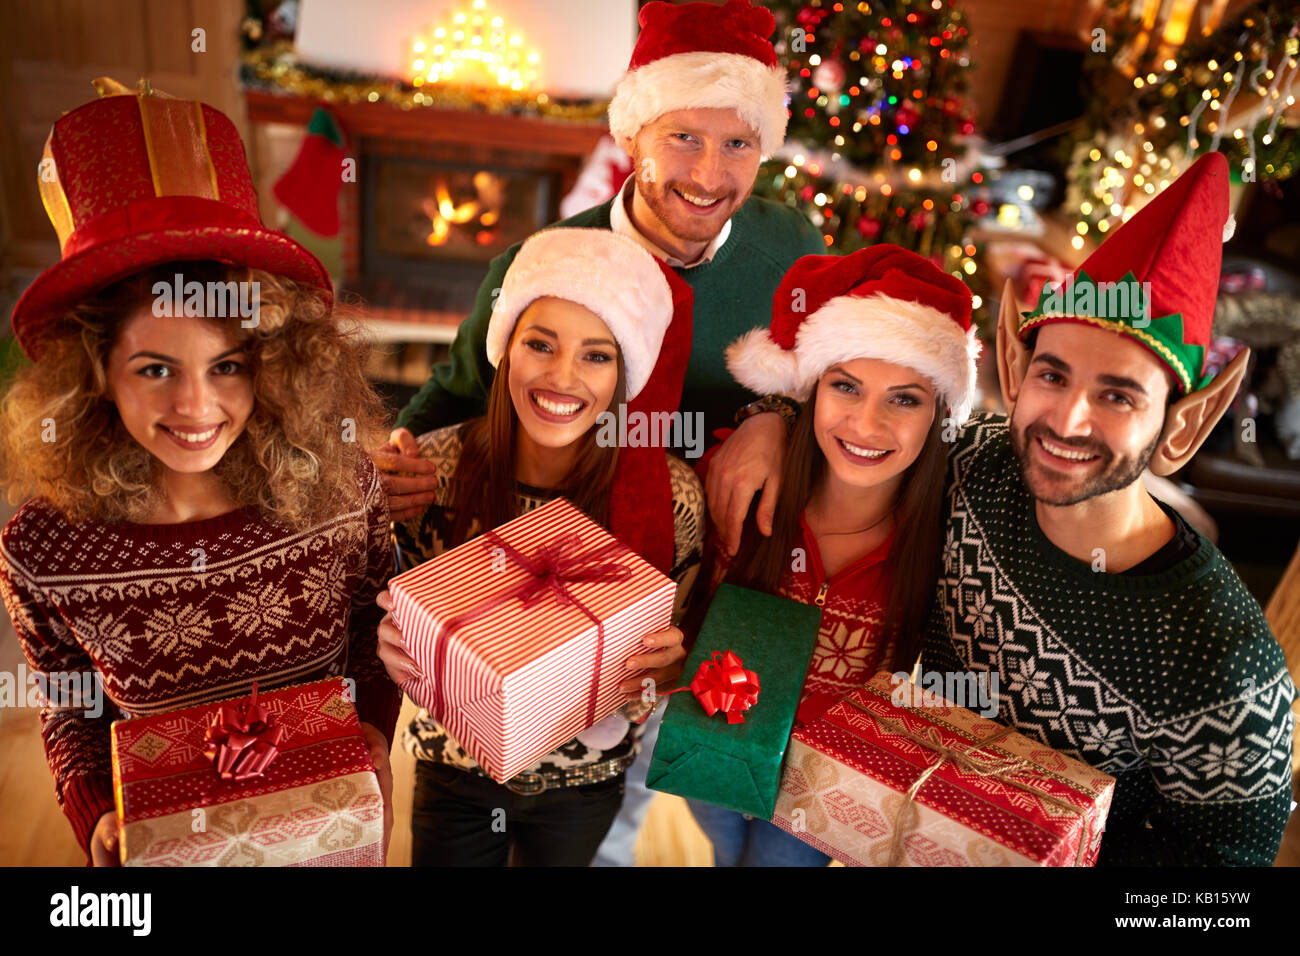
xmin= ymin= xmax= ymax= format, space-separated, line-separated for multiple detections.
xmin=244 ymin=90 xmax=608 ymax=158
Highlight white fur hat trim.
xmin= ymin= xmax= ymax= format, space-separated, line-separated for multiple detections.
xmin=608 ymin=52 xmax=789 ymax=158
xmin=486 ymin=229 xmax=673 ymax=401
xmin=726 ymin=293 xmax=982 ymax=424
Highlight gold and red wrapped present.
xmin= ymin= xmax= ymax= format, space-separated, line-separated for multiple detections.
xmin=111 ymin=678 xmax=384 ymax=866
xmin=773 ymin=672 xmax=1116 ymax=866
xmin=388 ymin=497 xmax=676 ymax=783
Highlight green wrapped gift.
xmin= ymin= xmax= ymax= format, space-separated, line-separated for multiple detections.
xmin=647 ymin=583 xmax=821 ymax=818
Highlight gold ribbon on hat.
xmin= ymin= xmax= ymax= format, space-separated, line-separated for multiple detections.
xmin=39 ymin=77 xmax=220 ymax=253
xmin=839 ymin=697 xmax=1094 ymax=867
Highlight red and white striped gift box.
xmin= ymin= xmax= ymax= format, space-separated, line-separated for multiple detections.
xmin=387 ymin=497 xmax=675 ymax=782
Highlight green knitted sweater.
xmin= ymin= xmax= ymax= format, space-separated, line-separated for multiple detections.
xmin=923 ymin=413 xmax=1296 ymax=866
xmin=394 ymin=195 xmax=825 ymax=440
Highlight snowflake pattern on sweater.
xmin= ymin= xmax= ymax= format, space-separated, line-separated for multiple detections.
xmin=922 ymin=413 xmax=1296 ymax=866
xmin=0 ymin=457 xmax=401 ymax=857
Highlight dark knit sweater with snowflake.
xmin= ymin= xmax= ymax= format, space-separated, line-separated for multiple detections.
xmin=0 ymin=458 xmax=402 ymax=860
xmin=922 ymin=413 xmax=1295 ymax=867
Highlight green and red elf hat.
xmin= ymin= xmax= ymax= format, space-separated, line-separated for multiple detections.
xmin=11 ymin=78 xmax=332 ymax=360
xmin=1019 ymin=151 xmax=1234 ymax=395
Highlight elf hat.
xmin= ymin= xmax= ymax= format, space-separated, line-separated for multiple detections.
xmin=11 ymin=78 xmax=332 ymax=360
xmin=726 ymin=244 xmax=980 ymax=424
xmin=1019 ymin=150 xmax=1233 ymax=395
xmin=607 ymin=0 xmax=789 ymax=158
xmin=487 ymin=228 xmax=676 ymax=400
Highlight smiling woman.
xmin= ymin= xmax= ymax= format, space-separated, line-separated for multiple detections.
xmin=0 ymin=262 xmax=386 ymax=527
xmin=0 ymin=82 xmax=403 ymax=867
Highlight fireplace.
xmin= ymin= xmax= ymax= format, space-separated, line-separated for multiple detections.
xmin=357 ymin=141 xmax=559 ymax=312
xmin=243 ymin=90 xmax=609 ymax=326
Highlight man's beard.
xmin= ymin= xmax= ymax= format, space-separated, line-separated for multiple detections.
xmin=632 ymin=149 xmax=744 ymax=246
xmin=1010 ymin=416 xmax=1161 ymax=506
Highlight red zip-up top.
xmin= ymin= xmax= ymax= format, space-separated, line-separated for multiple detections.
xmin=709 ymin=514 xmax=897 ymax=724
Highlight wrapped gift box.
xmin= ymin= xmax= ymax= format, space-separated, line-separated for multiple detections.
xmin=647 ymin=584 xmax=821 ymax=818
xmin=387 ymin=496 xmax=675 ymax=782
xmin=772 ymin=672 xmax=1116 ymax=866
xmin=111 ymin=678 xmax=384 ymax=866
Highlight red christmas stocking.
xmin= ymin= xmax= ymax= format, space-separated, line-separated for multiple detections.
xmin=272 ymin=107 xmax=347 ymax=236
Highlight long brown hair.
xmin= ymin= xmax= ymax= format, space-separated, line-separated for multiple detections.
xmin=445 ymin=337 xmax=628 ymax=548
xmin=725 ymin=384 xmax=948 ymax=673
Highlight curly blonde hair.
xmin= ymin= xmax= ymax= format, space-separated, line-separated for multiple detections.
xmin=0 ymin=262 xmax=389 ymax=528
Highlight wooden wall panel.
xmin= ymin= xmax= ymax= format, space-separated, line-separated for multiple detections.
xmin=0 ymin=0 xmax=245 ymax=277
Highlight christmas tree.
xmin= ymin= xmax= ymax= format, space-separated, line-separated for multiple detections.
xmin=753 ymin=0 xmax=992 ymax=325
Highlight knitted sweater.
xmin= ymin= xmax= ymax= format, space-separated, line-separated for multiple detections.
xmin=710 ymin=516 xmax=897 ymax=722
xmin=0 ymin=457 xmax=402 ymax=859
xmin=922 ymin=413 xmax=1296 ymax=866
xmin=394 ymin=195 xmax=826 ymax=441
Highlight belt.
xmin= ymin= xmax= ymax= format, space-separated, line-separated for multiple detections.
xmin=466 ymin=752 xmax=637 ymax=795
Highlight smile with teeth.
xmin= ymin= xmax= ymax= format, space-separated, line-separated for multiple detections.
xmin=162 ymin=424 xmax=222 ymax=443
xmin=531 ymin=392 xmax=585 ymax=416
xmin=839 ymin=438 xmax=890 ymax=459
xmin=1038 ymin=436 xmax=1100 ymax=462
xmin=674 ymin=188 xmax=722 ymax=208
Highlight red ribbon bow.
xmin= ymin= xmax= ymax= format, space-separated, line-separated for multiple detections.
xmin=203 ymin=682 xmax=287 ymax=781
xmin=686 ymin=650 xmax=761 ymax=724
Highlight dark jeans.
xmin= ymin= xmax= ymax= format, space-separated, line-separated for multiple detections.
xmin=410 ymin=760 xmax=625 ymax=866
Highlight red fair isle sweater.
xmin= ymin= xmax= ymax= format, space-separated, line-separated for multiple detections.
xmin=711 ymin=514 xmax=897 ymax=723
xmin=0 ymin=458 xmax=401 ymax=858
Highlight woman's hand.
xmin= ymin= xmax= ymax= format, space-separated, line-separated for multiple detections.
xmin=375 ymin=589 xmax=423 ymax=688
xmin=706 ymin=412 xmax=788 ymax=556
xmin=620 ymin=625 xmax=686 ymax=702
xmin=358 ymin=721 xmax=394 ymax=861
xmin=370 ymin=428 xmax=442 ymax=521
xmin=90 ymin=810 xmax=121 ymax=867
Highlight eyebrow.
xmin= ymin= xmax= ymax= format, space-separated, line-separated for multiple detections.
xmin=522 ymin=326 xmax=616 ymax=348
xmin=827 ymin=365 xmax=930 ymax=392
xmin=1031 ymin=351 xmax=1148 ymax=395
xmin=129 ymin=347 xmax=246 ymax=364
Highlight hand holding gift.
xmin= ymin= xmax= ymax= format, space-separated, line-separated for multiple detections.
xmin=90 ymin=810 xmax=120 ymax=868
xmin=377 ymin=588 xmax=684 ymax=708
xmin=384 ymin=498 xmax=679 ymax=781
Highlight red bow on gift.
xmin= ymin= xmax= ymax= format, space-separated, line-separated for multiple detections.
xmin=203 ymin=682 xmax=287 ymax=781
xmin=687 ymin=650 xmax=760 ymax=724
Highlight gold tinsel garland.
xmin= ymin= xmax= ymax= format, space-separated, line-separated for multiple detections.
xmin=240 ymin=42 xmax=609 ymax=122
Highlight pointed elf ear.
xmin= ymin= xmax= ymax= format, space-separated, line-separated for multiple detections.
xmin=1148 ymin=348 xmax=1251 ymax=477
xmin=996 ymin=278 xmax=1030 ymax=413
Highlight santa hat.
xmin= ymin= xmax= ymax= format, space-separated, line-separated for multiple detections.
xmin=607 ymin=0 xmax=789 ymax=158
xmin=11 ymin=78 xmax=331 ymax=360
xmin=487 ymin=228 xmax=675 ymax=401
xmin=726 ymin=245 xmax=980 ymax=424
xmin=1020 ymin=151 xmax=1232 ymax=395
xmin=487 ymin=227 xmax=694 ymax=576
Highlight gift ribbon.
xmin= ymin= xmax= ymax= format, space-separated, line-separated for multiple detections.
xmin=430 ymin=531 xmax=634 ymax=729
xmin=839 ymin=696 xmax=1093 ymax=867
xmin=661 ymin=650 xmax=760 ymax=724
xmin=202 ymin=681 xmax=287 ymax=782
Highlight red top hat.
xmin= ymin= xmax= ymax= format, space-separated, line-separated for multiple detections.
xmin=11 ymin=79 xmax=332 ymax=359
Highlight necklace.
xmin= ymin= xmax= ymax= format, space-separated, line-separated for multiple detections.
xmin=809 ymin=508 xmax=893 ymax=537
